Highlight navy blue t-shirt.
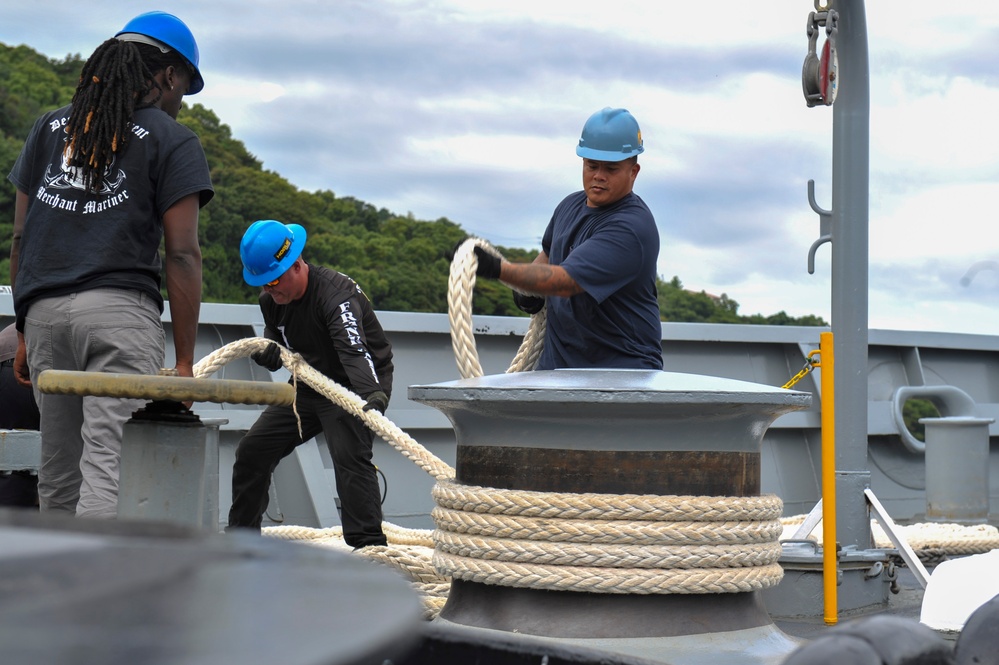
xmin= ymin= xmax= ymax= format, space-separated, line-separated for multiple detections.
xmin=537 ymin=191 xmax=663 ymax=370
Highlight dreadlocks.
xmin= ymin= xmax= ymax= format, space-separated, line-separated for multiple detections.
xmin=63 ymin=38 xmax=188 ymax=194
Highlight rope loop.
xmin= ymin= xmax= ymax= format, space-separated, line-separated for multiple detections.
xmin=447 ymin=237 xmax=546 ymax=378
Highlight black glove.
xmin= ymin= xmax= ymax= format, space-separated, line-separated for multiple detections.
xmin=513 ymin=291 xmax=545 ymax=315
xmin=473 ymin=246 xmax=502 ymax=279
xmin=251 ymin=342 xmax=282 ymax=372
xmin=362 ymin=390 xmax=389 ymax=414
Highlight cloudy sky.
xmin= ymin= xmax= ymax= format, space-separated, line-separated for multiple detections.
xmin=4 ymin=1 xmax=999 ymax=335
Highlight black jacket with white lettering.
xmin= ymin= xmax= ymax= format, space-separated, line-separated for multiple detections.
xmin=259 ymin=263 xmax=393 ymax=400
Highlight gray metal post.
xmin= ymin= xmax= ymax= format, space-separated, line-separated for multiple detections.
xmin=118 ymin=413 xmax=209 ymax=528
xmin=830 ymin=0 xmax=873 ymax=549
xmin=922 ymin=417 xmax=995 ymax=523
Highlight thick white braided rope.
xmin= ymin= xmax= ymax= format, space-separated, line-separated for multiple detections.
xmin=194 ymin=338 xmax=453 ymax=480
xmin=433 ymin=478 xmax=783 ymax=522
xmin=433 ymin=502 xmax=785 ymax=594
xmin=433 ymin=531 xmax=783 ymax=569
xmin=781 ymin=516 xmax=999 ymax=560
xmin=433 ymin=509 xmax=784 ymax=546
xmin=196 ymin=273 xmax=998 ymax=609
xmin=263 ymin=524 xmax=447 ymax=619
xmin=433 ymin=554 xmax=786 ymax=595
xmin=447 ymin=237 xmax=546 ymax=377
xmin=437 ymin=472 xmax=785 ymax=595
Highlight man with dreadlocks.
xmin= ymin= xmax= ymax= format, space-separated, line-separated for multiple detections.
xmin=6 ymin=12 xmax=213 ymax=519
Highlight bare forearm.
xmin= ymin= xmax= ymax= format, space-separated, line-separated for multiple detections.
xmin=162 ymin=193 xmax=203 ymax=376
xmin=9 ymin=238 xmax=19 ymax=287
xmin=166 ymin=248 xmax=202 ymax=375
xmin=499 ymin=261 xmax=584 ymax=297
xmin=10 ymin=190 xmax=28 ymax=287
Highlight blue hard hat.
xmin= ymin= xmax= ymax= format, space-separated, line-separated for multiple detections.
xmin=116 ymin=11 xmax=204 ymax=94
xmin=576 ymin=108 xmax=644 ymax=161
xmin=240 ymin=220 xmax=308 ymax=287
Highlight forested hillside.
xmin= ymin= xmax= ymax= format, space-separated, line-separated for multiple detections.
xmin=0 ymin=42 xmax=826 ymax=325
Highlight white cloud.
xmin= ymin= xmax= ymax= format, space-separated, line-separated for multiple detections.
xmin=871 ymin=183 xmax=999 ymax=261
xmin=4 ymin=0 xmax=999 ymax=334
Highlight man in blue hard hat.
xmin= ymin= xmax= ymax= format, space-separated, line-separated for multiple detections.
xmin=7 ymin=11 xmax=212 ymax=518
xmin=228 ymin=220 xmax=393 ymax=548
xmin=466 ymin=107 xmax=663 ymax=370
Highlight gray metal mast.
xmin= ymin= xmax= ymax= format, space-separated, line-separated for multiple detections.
xmin=830 ymin=0 xmax=871 ymax=548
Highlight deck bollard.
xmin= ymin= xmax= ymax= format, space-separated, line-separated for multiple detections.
xmin=921 ymin=416 xmax=994 ymax=524
xmin=36 ymin=369 xmax=294 ymax=530
xmin=410 ymin=369 xmax=811 ymax=665
xmin=117 ymin=403 xmax=207 ymax=528
xmin=117 ymin=403 xmax=228 ymax=529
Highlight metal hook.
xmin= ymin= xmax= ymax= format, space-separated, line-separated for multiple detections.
xmin=806 ymin=179 xmax=832 ymax=274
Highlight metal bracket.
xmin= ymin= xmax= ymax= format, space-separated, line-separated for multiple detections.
xmin=789 ymin=497 xmax=824 ymax=540
xmin=865 ymin=489 xmax=930 ymax=589
xmin=787 ymin=492 xmax=931 ymax=590
xmin=806 ymin=179 xmax=832 ymax=274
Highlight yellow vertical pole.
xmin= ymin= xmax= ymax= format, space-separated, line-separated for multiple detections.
xmin=819 ymin=331 xmax=838 ymax=625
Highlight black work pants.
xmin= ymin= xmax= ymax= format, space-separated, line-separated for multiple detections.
xmin=0 ymin=360 xmax=41 ymax=430
xmin=228 ymin=391 xmax=386 ymax=547
xmin=0 ymin=359 xmax=40 ymax=508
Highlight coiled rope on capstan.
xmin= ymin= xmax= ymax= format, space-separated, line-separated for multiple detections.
xmin=438 ymin=239 xmax=785 ymax=593
xmin=431 ymin=478 xmax=785 ymax=588
xmin=432 ymin=477 xmax=784 ymax=522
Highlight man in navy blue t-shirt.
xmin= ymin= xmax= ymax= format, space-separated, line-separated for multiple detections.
xmin=469 ymin=108 xmax=663 ymax=370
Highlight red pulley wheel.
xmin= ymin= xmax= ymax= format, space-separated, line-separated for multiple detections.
xmin=819 ymin=38 xmax=838 ymax=105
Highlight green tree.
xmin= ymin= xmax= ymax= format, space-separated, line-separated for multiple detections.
xmin=659 ymin=276 xmax=827 ymax=326
xmin=902 ymin=399 xmax=941 ymax=443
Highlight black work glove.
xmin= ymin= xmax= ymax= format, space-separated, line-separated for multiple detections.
xmin=472 ymin=246 xmax=502 ymax=279
xmin=251 ymin=342 xmax=282 ymax=372
xmin=362 ymin=390 xmax=389 ymax=414
xmin=513 ymin=291 xmax=545 ymax=315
